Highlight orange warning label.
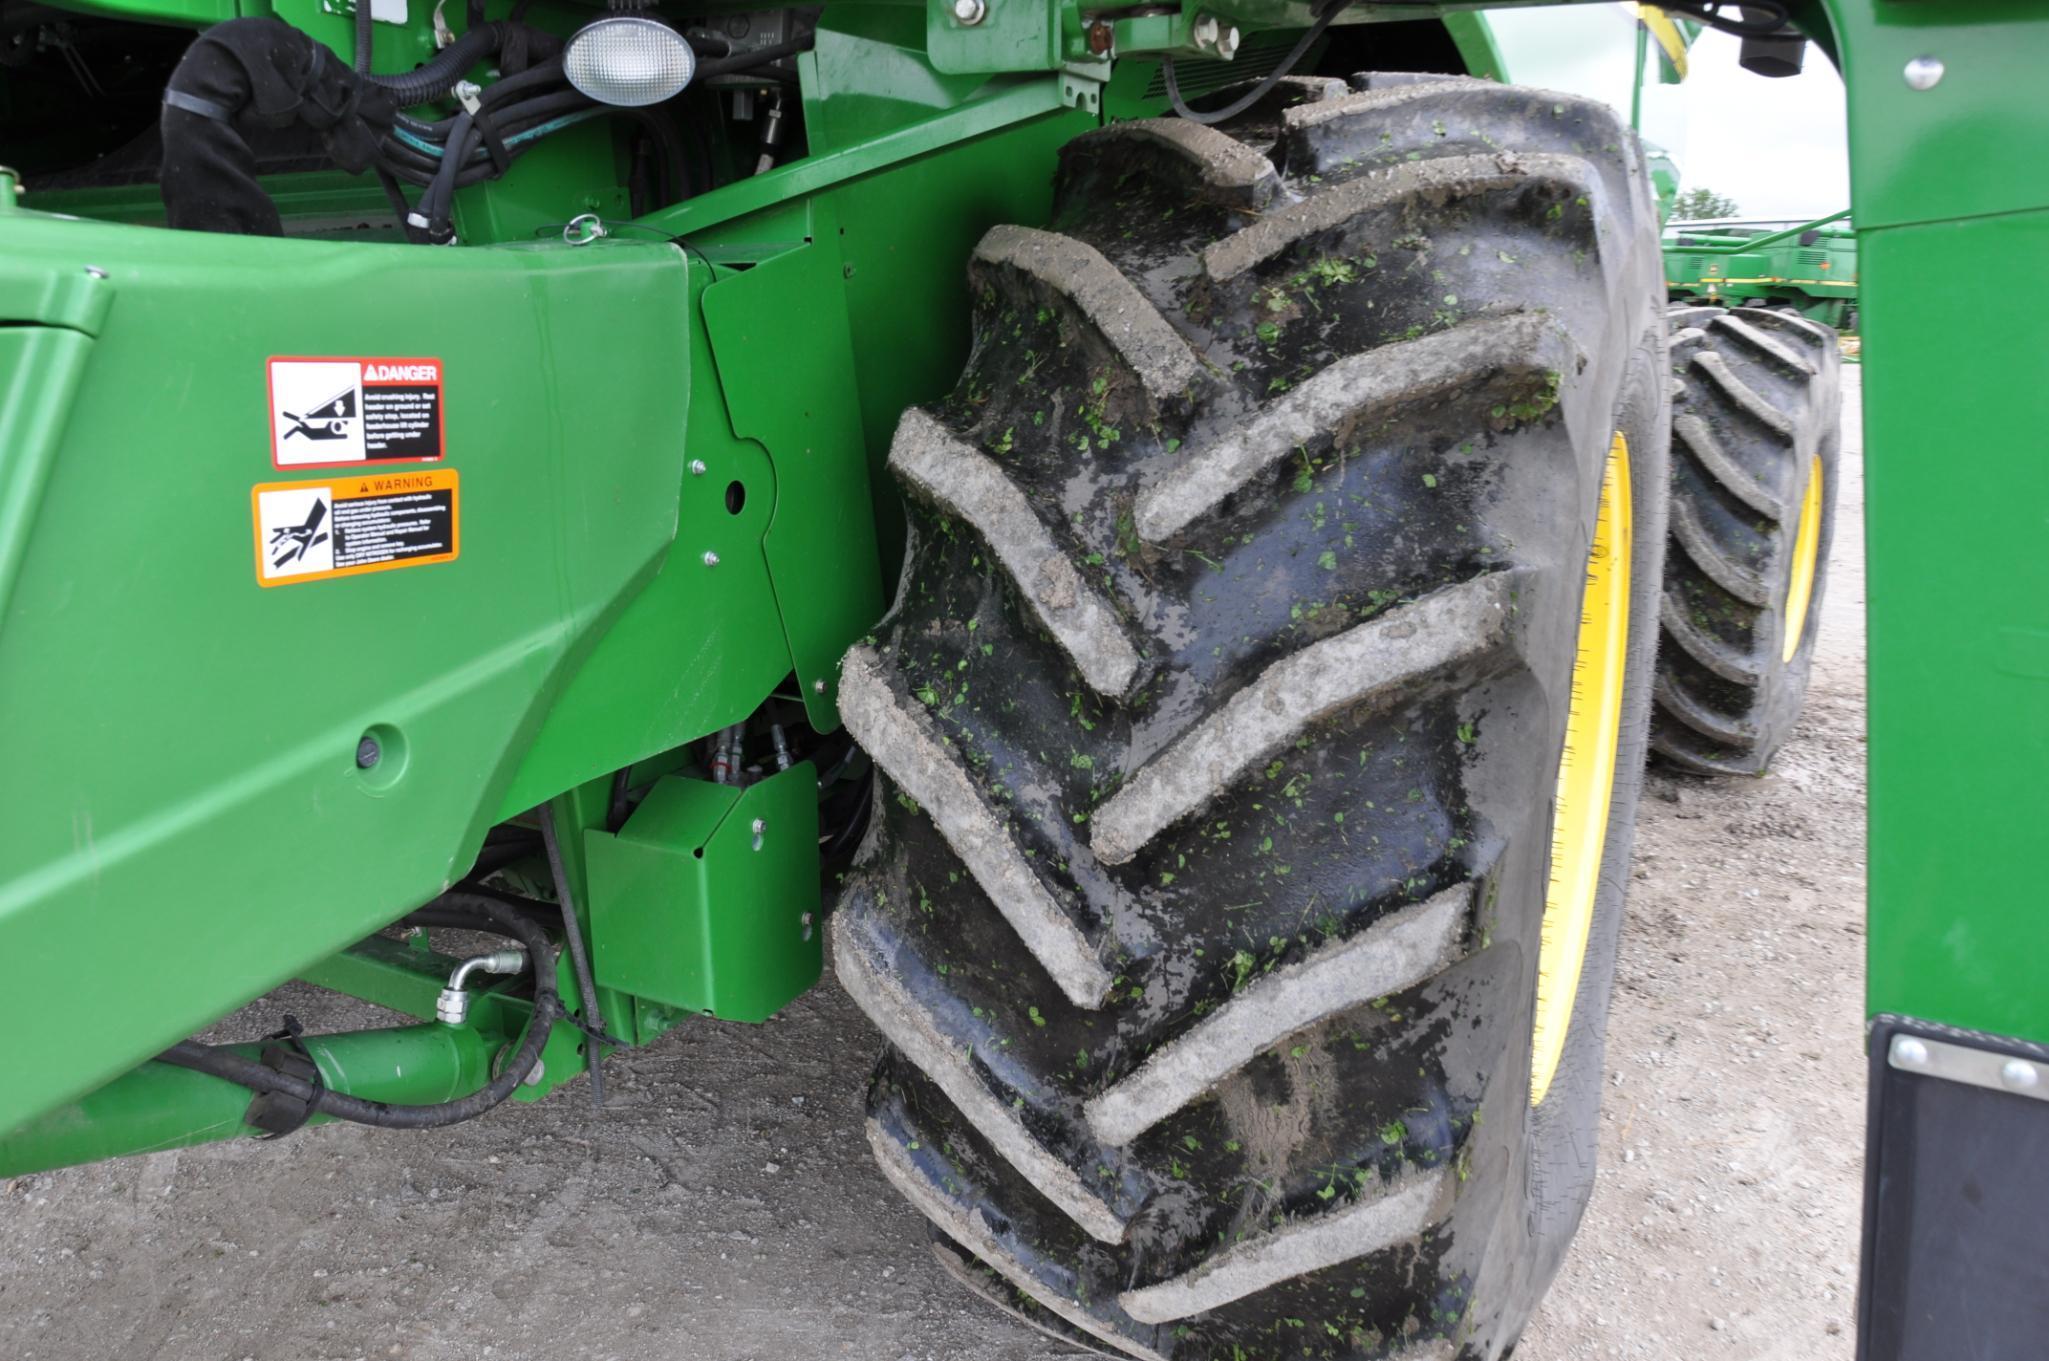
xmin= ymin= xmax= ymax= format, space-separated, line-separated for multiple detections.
xmin=252 ymin=469 xmax=459 ymax=587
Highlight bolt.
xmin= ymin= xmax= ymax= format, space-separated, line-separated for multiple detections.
xmin=523 ymin=1058 xmax=546 ymax=1088
xmin=951 ymin=0 xmax=985 ymax=25
xmin=702 ymin=550 xmax=720 ymax=567
xmin=812 ymin=678 xmax=827 ymax=694
xmin=1891 ymin=1036 xmax=1929 ymax=1069
xmin=1903 ymin=55 xmax=1943 ymax=90
xmin=83 ymin=266 xmax=108 ymax=280
xmin=689 ymin=459 xmax=708 ymax=476
xmin=1191 ymin=13 xmax=1219 ymax=49
xmin=751 ymin=816 xmax=767 ymax=852
xmin=1216 ymin=24 xmax=1240 ymax=59
xmin=1086 ymin=18 xmax=1112 ymax=55
xmin=356 ymin=736 xmax=382 ymax=769
xmin=2003 ymin=1059 xmax=2040 ymax=1092
xmin=800 ymin=911 xmax=815 ymax=942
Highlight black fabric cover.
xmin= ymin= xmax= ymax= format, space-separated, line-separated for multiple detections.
xmin=160 ymin=18 xmax=395 ymax=235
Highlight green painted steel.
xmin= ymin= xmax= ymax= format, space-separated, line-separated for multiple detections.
xmin=587 ymin=765 xmax=821 ymax=1022
xmin=1664 ymin=211 xmax=1858 ymax=326
xmin=0 ymin=1022 xmax=500 ymax=1175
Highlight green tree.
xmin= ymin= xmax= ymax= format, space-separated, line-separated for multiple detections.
xmin=1672 ymin=187 xmax=1742 ymax=220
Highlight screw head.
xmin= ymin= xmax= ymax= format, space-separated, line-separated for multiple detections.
xmin=951 ymin=0 xmax=985 ymax=25
xmin=1903 ymin=55 xmax=1944 ymax=90
xmin=689 ymin=459 xmax=708 ymax=476
xmin=702 ymin=550 xmax=720 ymax=567
xmin=2003 ymin=1059 xmax=2040 ymax=1092
xmin=812 ymin=678 xmax=827 ymax=694
xmin=1892 ymin=1036 xmax=1930 ymax=1069
xmin=1216 ymin=25 xmax=1240 ymax=58
xmin=1191 ymin=13 xmax=1219 ymax=48
xmin=356 ymin=736 xmax=382 ymax=768
xmin=83 ymin=266 xmax=109 ymax=280
xmin=751 ymin=817 xmax=767 ymax=835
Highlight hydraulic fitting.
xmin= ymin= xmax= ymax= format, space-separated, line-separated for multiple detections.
xmin=436 ymin=950 xmax=528 ymax=1025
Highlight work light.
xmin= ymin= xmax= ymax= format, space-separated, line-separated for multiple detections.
xmin=564 ymin=16 xmax=696 ymax=107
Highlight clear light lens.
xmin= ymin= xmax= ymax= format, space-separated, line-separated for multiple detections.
xmin=565 ymin=17 xmax=696 ymax=108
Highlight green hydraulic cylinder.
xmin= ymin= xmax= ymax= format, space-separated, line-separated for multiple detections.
xmin=0 ymin=1022 xmax=498 ymax=1176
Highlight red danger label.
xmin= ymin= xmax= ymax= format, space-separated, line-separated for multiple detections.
xmin=269 ymin=356 xmax=445 ymax=469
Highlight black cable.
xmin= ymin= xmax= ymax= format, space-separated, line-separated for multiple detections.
xmin=155 ymin=893 xmax=559 ymax=1130
xmin=353 ymin=0 xmax=372 ymax=75
xmin=694 ymin=36 xmax=811 ymax=80
xmin=540 ymin=805 xmax=609 ymax=1110
xmin=1658 ymin=1 xmax=1792 ymax=36
xmin=1163 ymin=2 xmax=1344 ymax=126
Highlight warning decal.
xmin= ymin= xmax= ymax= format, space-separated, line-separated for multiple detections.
xmin=253 ymin=469 xmax=459 ymax=587
xmin=269 ymin=356 xmax=444 ymax=468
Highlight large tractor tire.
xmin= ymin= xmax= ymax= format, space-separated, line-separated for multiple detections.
xmin=833 ymin=75 xmax=1668 ymax=1360
xmin=1654 ymin=305 xmax=1840 ymax=775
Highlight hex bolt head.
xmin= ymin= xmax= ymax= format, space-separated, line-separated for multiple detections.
xmin=2003 ymin=1059 xmax=2040 ymax=1092
xmin=689 ymin=459 xmax=708 ymax=476
xmin=1891 ymin=1036 xmax=1929 ymax=1069
xmin=1191 ymin=13 xmax=1219 ymax=48
xmin=1903 ymin=55 xmax=1944 ymax=90
xmin=812 ymin=678 xmax=827 ymax=694
xmin=702 ymin=550 xmax=720 ymax=567
xmin=951 ymin=0 xmax=985 ymax=25
xmin=1216 ymin=24 xmax=1240 ymax=58
xmin=356 ymin=736 xmax=382 ymax=769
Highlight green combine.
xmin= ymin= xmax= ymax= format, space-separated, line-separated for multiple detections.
xmin=0 ymin=0 xmax=2040 ymax=1356
xmin=1665 ymin=211 xmax=1860 ymax=329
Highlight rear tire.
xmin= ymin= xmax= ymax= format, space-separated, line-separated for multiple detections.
xmin=1653 ymin=305 xmax=1840 ymax=775
xmin=836 ymin=75 xmax=1667 ymax=1359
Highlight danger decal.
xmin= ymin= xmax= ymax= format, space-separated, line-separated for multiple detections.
xmin=253 ymin=469 xmax=459 ymax=587
xmin=269 ymin=356 xmax=444 ymax=468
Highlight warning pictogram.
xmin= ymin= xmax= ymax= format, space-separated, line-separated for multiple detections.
xmin=269 ymin=356 xmax=444 ymax=468
xmin=252 ymin=469 xmax=459 ymax=587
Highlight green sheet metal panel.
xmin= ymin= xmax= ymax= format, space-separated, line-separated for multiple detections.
xmin=586 ymin=765 xmax=822 ymax=1022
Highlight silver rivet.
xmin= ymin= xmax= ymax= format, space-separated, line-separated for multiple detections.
xmin=951 ymin=0 xmax=984 ymax=24
xmin=1903 ymin=55 xmax=1944 ymax=90
xmin=83 ymin=266 xmax=108 ymax=280
xmin=1892 ymin=1036 xmax=1929 ymax=1069
xmin=702 ymin=550 xmax=720 ymax=567
xmin=689 ymin=459 xmax=707 ymax=476
xmin=812 ymin=678 xmax=827 ymax=694
xmin=2003 ymin=1059 xmax=2040 ymax=1091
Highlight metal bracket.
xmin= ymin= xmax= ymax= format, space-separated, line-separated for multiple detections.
xmin=1887 ymin=1030 xmax=2048 ymax=1103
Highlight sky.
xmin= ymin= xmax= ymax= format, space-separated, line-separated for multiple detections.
xmin=1485 ymin=6 xmax=1851 ymax=220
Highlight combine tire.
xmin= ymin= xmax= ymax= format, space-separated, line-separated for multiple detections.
xmin=834 ymin=75 xmax=1667 ymax=1360
xmin=1654 ymin=305 xmax=1840 ymax=775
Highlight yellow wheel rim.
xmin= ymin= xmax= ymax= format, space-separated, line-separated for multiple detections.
xmin=1782 ymin=456 xmax=1824 ymax=663
xmin=1530 ymin=433 xmax=1632 ymax=1107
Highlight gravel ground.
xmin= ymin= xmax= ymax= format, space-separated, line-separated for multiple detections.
xmin=0 ymin=370 xmax=1868 ymax=1361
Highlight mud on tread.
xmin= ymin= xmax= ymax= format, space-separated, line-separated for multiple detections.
xmin=836 ymin=73 xmax=1667 ymax=1360
xmin=1654 ymin=305 xmax=1841 ymax=775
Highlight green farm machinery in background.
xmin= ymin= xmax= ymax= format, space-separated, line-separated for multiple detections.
xmin=1665 ymin=209 xmax=1861 ymax=329
xmin=0 ymin=0 xmax=2042 ymax=1357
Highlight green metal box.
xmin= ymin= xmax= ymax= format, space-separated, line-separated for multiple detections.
xmin=586 ymin=766 xmax=822 ymax=1024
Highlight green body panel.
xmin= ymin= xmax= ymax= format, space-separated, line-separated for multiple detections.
xmin=587 ymin=764 xmax=821 ymax=1023
xmin=1798 ymin=0 xmax=2049 ymax=1044
xmin=0 ymin=1021 xmax=500 ymax=1176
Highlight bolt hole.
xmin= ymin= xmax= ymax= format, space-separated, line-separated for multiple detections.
xmin=725 ymin=480 xmax=746 ymax=515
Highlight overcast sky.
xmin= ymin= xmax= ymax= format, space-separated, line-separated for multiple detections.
xmin=1486 ymin=7 xmax=1851 ymax=220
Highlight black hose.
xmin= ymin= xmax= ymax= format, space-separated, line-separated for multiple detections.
xmin=1163 ymin=2 xmax=1344 ymax=126
xmin=364 ymin=20 xmax=560 ymax=108
xmin=155 ymin=892 xmax=560 ymax=1130
xmin=694 ymin=36 xmax=811 ymax=80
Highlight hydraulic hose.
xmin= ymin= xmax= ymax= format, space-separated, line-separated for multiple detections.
xmin=155 ymin=892 xmax=561 ymax=1130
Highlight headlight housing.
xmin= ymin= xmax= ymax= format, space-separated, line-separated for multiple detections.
xmin=564 ymin=17 xmax=696 ymax=108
